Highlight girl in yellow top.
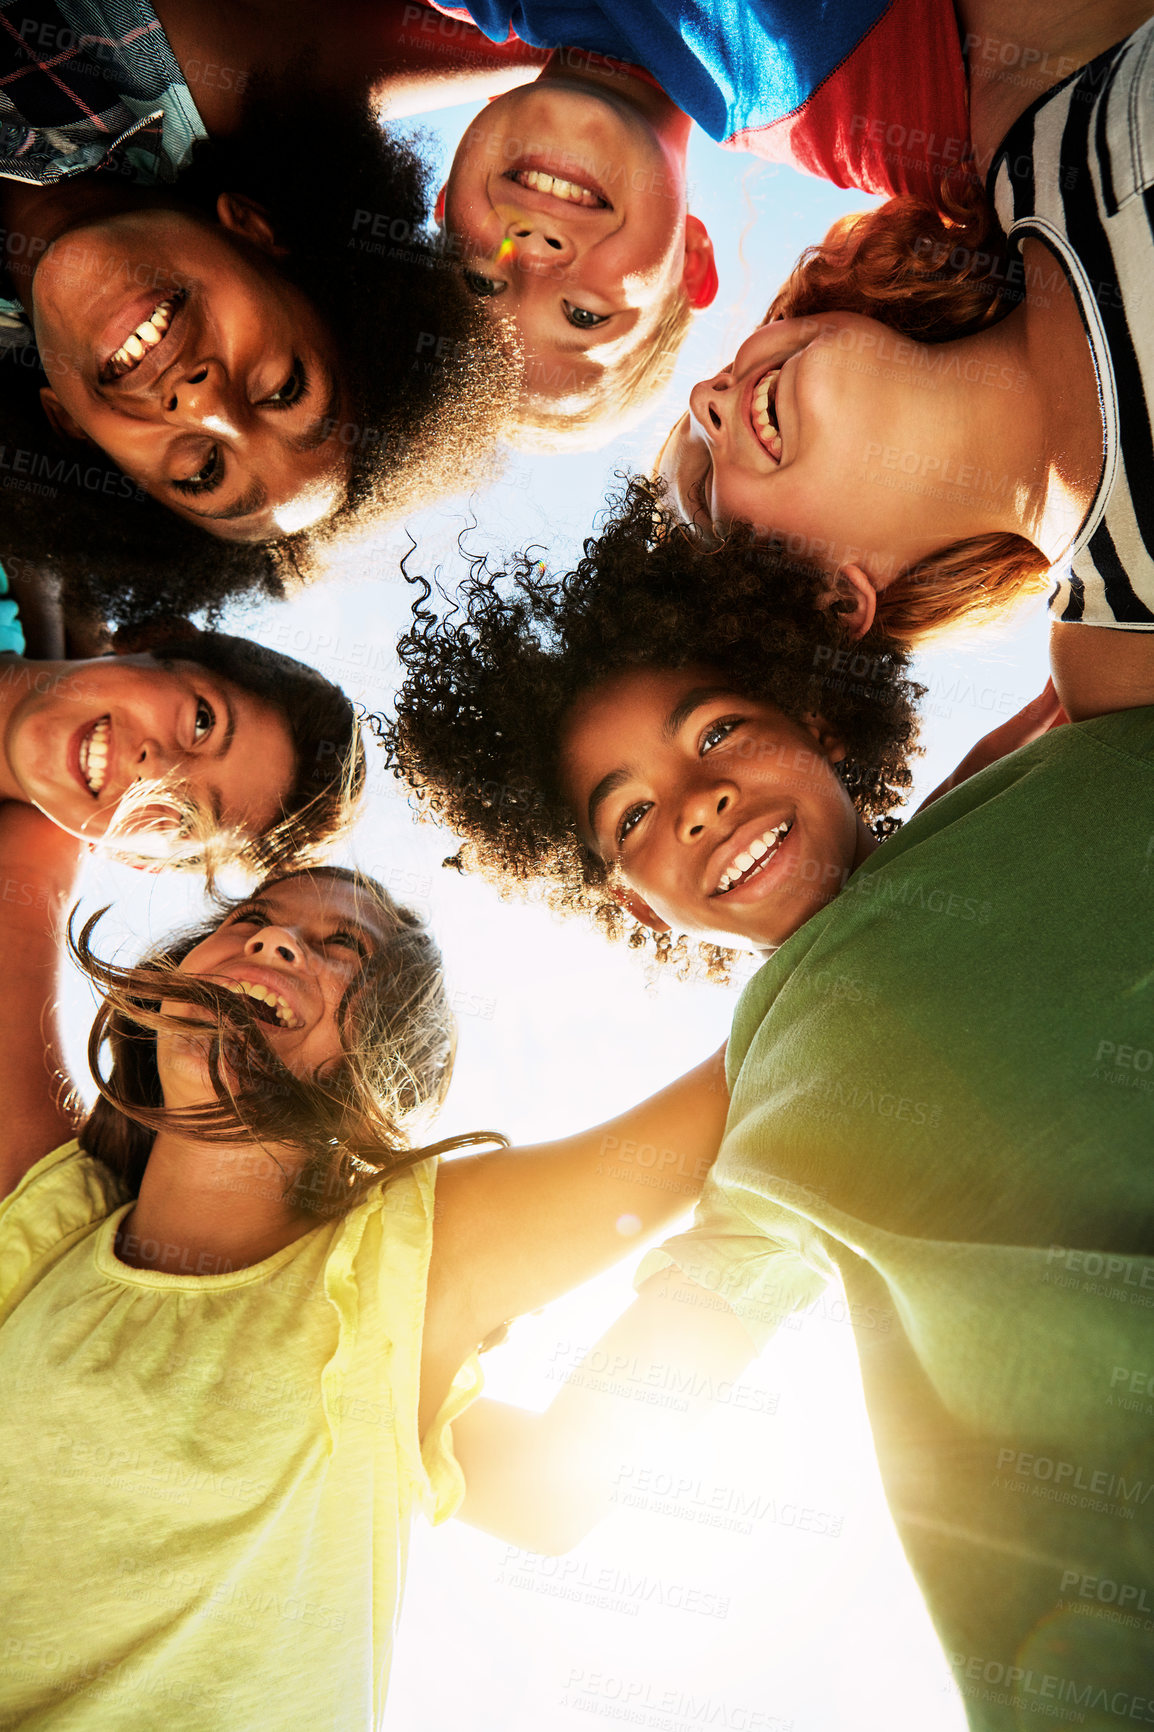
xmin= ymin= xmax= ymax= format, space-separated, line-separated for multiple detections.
xmin=0 ymin=806 xmax=727 ymax=1731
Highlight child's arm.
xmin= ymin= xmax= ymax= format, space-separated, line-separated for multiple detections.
xmin=420 ymin=1046 xmax=729 ymax=1431
xmin=0 ymin=806 xmax=83 ymax=1199
xmin=1048 ymin=623 xmax=1154 ymax=723
xmin=155 ymin=0 xmax=548 ymax=136
xmin=915 ymin=678 xmax=1065 ymax=812
xmin=451 ymin=1266 xmax=756 ymax=1554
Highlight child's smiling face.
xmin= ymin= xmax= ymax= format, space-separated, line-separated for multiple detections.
xmin=4 ymin=651 xmax=295 ymax=852
xmin=156 ymin=874 xmax=390 ymax=1105
xmin=31 ymin=201 xmax=352 ymax=541
xmin=441 ymin=65 xmax=715 ymax=406
xmin=558 ymin=665 xmax=876 ymax=950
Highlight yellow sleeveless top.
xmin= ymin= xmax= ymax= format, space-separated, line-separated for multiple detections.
xmin=0 ymin=1142 xmax=480 ymax=1730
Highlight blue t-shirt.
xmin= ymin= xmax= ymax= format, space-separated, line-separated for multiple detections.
xmin=429 ymin=0 xmax=972 ymax=200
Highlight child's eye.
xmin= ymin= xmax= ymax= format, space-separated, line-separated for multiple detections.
xmin=325 ymin=930 xmax=366 ymax=957
xmin=193 ymin=698 xmax=214 ymax=744
xmin=701 ymin=717 xmax=741 ymax=753
xmin=174 ymin=445 xmax=223 ymax=495
xmin=226 ymin=903 xmax=268 ymax=930
xmin=262 ymin=358 xmax=309 ymax=410
xmin=463 ymin=269 xmax=507 ymax=299
xmin=616 ymin=802 xmax=651 ymax=848
xmin=563 ymin=302 xmax=609 ymax=330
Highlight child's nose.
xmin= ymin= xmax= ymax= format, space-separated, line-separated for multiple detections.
xmin=243 ymin=927 xmax=301 ymax=966
xmin=689 ymin=374 xmax=730 ymax=443
xmin=504 ymin=221 xmax=576 ymax=269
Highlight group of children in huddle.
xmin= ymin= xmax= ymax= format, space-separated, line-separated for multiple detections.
xmin=3 ymin=0 xmax=1154 ymax=1725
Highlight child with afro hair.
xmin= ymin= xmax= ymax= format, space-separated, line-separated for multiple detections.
xmin=388 ymin=476 xmax=1061 ymax=977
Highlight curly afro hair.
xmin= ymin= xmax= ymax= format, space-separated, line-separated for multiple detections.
xmin=387 ymin=475 xmax=924 ymax=976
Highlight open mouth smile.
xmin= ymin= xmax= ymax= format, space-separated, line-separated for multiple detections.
xmin=504 ymin=167 xmax=609 ymax=209
xmin=79 ymin=716 xmax=111 ymax=797
xmin=220 ymin=978 xmax=303 ymax=1030
xmin=712 ymin=820 xmax=794 ymax=895
xmin=751 ymin=369 xmax=783 ymax=461
xmin=100 ymin=293 xmax=184 ymax=384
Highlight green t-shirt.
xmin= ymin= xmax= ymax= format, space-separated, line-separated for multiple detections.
xmin=644 ymin=709 xmax=1154 ymax=1729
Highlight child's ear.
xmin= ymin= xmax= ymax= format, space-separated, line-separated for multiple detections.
xmin=821 ymin=563 xmax=877 ymax=642
xmin=39 ymin=389 xmax=91 ymax=445
xmin=682 ymin=216 xmax=718 ymax=310
xmin=434 ymin=186 xmax=446 ymax=228
xmin=215 ymin=192 xmax=288 ymax=258
xmin=800 ymin=714 xmax=848 ymax=766
xmin=611 ymin=882 xmax=671 ymax=934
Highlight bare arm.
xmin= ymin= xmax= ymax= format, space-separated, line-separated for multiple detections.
xmin=1048 ymin=623 xmax=1154 ymax=722
xmin=419 ymin=1045 xmax=729 ymax=1430
xmin=154 ymin=0 xmax=548 ymax=136
xmin=453 ymin=1267 xmax=755 ymax=1552
xmin=0 ymin=805 xmax=83 ymax=1199
xmin=960 ymin=0 xmax=1154 ymax=171
xmin=915 ymin=678 xmax=1065 ymax=812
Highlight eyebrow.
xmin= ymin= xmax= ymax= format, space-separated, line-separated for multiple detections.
xmin=202 ymin=691 xmax=237 ymax=828
xmin=662 ymin=687 xmax=732 ymax=742
xmin=585 ymin=687 xmax=733 ymax=842
xmin=183 ymin=478 xmax=269 ymax=523
xmin=586 ymin=767 xmax=632 ymax=845
xmin=289 ymin=372 xmax=342 ymax=454
xmin=213 ymin=689 xmax=237 ymax=760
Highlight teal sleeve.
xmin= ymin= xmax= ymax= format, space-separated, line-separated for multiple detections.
xmin=0 ymin=563 xmax=26 ymax=657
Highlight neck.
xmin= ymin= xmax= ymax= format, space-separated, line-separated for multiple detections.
xmin=852 ymin=816 xmax=879 ymax=871
xmin=538 ymin=51 xmax=691 ymax=151
xmin=857 ymin=308 xmax=1053 ymax=588
xmin=117 ymin=1128 xmax=319 ymax=1274
xmin=0 ymin=655 xmax=68 ymax=804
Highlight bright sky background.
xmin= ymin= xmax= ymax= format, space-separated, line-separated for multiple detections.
xmin=58 ymin=94 xmax=1053 ymax=1732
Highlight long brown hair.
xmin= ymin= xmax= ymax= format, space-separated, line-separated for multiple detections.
xmin=764 ymin=190 xmax=1047 ymax=641
xmin=75 ymin=868 xmax=504 ymax=1216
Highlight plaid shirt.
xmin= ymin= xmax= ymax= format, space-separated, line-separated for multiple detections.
xmin=0 ymin=0 xmax=206 ymax=345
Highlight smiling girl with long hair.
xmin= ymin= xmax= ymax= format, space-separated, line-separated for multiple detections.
xmin=0 ymin=809 xmax=727 ymax=1728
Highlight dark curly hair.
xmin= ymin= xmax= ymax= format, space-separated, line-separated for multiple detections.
xmin=0 ymin=76 xmax=516 ymax=627
xmin=387 ymin=475 xmax=923 ymax=976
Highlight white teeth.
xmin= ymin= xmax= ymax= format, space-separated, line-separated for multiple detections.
xmin=516 ymin=169 xmax=602 ymax=207
xmin=221 ymin=979 xmax=301 ymax=1028
xmin=751 ymin=369 xmax=781 ymax=458
xmin=714 ymin=822 xmax=794 ymax=894
xmin=80 ymin=716 xmax=111 ymax=796
xmin=105 ymin=296 xmax=180 ymax=379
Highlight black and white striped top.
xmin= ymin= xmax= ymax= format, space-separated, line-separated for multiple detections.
xmin=990 ymin=19 xmax=1154 ymax=629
